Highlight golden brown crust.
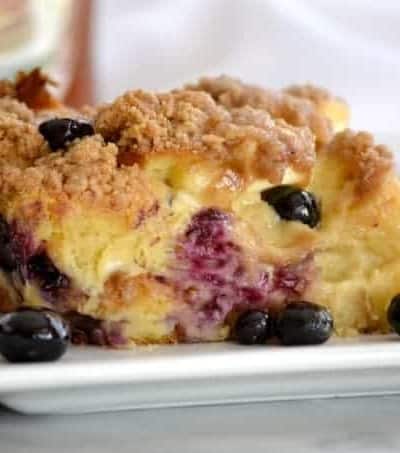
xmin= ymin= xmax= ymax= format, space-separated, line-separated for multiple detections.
xmin=0 ymin=68 xmax=61 ymax=111
xmin=0 ymin=112 xmax=46 ymax=167
xmin=14 ymin=68 xmax=62 ymax=110
xmin=95 ymin=89 xmax=315 ymax=183
xmin=0 ymin=135 xmax=159 ymax=222
xmin=188 ymin=76 xmax=334 ymax=147
xmin=326 ymin=130 xmax=393 ymax=194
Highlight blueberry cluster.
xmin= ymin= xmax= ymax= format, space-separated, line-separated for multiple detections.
xmin=234 ymin=301 xmax=334 ymax=346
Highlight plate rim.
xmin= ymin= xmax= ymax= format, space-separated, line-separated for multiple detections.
xmin=1 ymin=335 xmax=400 ymax=393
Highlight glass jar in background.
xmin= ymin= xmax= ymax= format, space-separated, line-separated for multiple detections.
xmin=0 ymin=0 xmax=92 ymax=107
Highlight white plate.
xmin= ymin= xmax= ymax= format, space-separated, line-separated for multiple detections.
xmin=0 ymin=133 xmax=399 ymax=415
xmin=2 ymin=336 xmax=400 ymax=414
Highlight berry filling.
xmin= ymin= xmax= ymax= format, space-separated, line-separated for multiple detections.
xmin=0 ymin=216 xmax=17 ymax=272
xmin=0 ymin=216 xmax=36 ymax=272
xmin=0 ymin=216 xmax=72 ymax=305
xmin=172 ymin=208 xmax=314 ymax=341
xmin=27 ymin=252 xmax=70 ymax=296
xmin=0 ymin=211 xmax=314 ymax=345
xmin=64 ymin=311 xmax=127 ymax=347
xmin=272 ymin=258 xmax=314 ymax=299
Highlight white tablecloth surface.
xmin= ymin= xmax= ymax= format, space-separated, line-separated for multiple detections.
xmin=1 ymin=396 xmax=400 ymax=453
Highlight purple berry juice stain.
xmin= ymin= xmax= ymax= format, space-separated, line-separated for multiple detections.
xmin=172 ymin=208 xmax=314 ymax=341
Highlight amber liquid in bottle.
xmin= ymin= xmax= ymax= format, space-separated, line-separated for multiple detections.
xmin=64 ymin=0 xmax=93 ymax=107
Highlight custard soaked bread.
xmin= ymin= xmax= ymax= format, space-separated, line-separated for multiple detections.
xmin=0 ymin=70 xmax=396 ymax=346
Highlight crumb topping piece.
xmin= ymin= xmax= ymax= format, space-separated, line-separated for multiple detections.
xmin=284 ymin=84 xmax=333 ymax=105
xmin=0 ymin=112 xmax=45 ymax=167
xmin=189 ymin=76 xmax=334 ymax=147
xmin=95 ymin=89 xmax=315 ymax=183
xmin=327 ymin=130 xmax=393 ymax=194
xmin=0 ymin=135 xmax=159 ymax=220
xmin=0 ymin=97 xmax=35 ymax=123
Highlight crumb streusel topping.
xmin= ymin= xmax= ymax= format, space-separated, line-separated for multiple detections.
xmin=188 ymin=76 xmax=334 ymax=147
xmin=0 ymin=69 xmax=391 ymax=204
xmin=0 ymin=112 xmax=45 ymax=167
xmin=0 ymin=97 xmax=34 ymax=123
xmin=284 ymin=84 xmax=333 ymax=104
xmin=95 ymin=89 xmax=315 ymax=183
xmin=326 ymin=130 xmax=393 ymax=194
xmin=0 ymin=135 xmax=159 ymax=221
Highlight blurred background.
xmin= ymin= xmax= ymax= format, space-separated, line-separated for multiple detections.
xmin=0 ymin=0 xmax=399 ymax=132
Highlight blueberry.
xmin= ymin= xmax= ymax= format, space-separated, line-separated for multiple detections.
xmin=0 ymin=216 xmax=17 ymax=272
xmin=261 ymin=185 xmax=320 ymax=228
xmin=27 ymin=252 xmax=70 ymax=292
xmin=234 ymin=310 xmax=274 ymax=345
xmin=387 ymin=295 xmax=400 ymax=334
xmin=39 ymin=118 xmax=94 ymax=150
xmin=276 ymin=301 xmax=333 ymax=346
xmin=0 ymin=309 xmax=69 ymax=363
